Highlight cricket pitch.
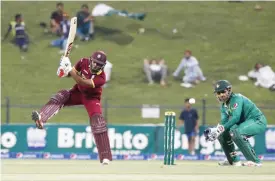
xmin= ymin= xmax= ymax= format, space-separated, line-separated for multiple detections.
xmin=2 ymin=160 xmax=275 ymax=181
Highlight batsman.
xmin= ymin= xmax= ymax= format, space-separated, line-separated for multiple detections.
xmin=31 ymin=50 xmax=112 ymax=165
xmin=204 ymin=80 xmax=267 ymax=166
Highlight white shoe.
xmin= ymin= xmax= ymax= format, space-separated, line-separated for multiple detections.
xmin=242 ymin=161 xmax=262 ymax=167
xmin=218 ymin=160 xmax=242 ymax=166
xmin=102 ymin=158 xmax=110 ymax=165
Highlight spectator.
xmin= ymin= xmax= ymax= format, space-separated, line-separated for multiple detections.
xmin=50 ymin=2 xmax=64 ymax=35
xmin=178 ymin=98 xmax=199 ymax=155
xmin=104 ymin=60 xmax=113 ymax=83
xmin=173 ymin=50 xmax=206 ymax=87
xmin=50 ymin=12 xmax=70 ymax=54
xmin=143 ymin=58 xmax=168 ymax=86
xmin=248 ymin=63 xmax=263 ymax=80
xmin=3 ymin=14 xmax=29 ymax=52
xmin=91 ymin=3 xmax=146 ymax=21
xmin=248 ymin=63 xmax=275 ymax=91
xmin=76 ymin=4 xmax=94 ymax=41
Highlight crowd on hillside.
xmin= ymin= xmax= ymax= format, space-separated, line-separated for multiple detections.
xmin=3 ymin=2 xmax=274 ymax=91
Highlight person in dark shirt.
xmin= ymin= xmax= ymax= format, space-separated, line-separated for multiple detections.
xmin=51 ymin=12 xmax=70 ymax=54
xmin=179 ymin=98 xmax=199 ymax=155
xmin=76 ymin=4 xmax=94 ymax=41
xmin=50 ymin=2 xmax=64 ymax=35
xmin=3 ymin=14 xmax=29 ymax=52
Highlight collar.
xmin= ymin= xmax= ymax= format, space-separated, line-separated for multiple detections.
xmin=92 ymin=70 xmax=102 ymax=75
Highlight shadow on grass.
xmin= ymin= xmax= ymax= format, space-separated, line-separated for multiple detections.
xmin=95 ymin=26 xmax=134 ymax=46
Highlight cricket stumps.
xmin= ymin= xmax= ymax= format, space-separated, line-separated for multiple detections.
xmin=164 ymin=111 xmax=176 ymax=165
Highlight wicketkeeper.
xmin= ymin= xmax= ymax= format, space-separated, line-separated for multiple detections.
xmin=31 ymin=51 xmax=112 ymax=165
xmin=204 ymin=80 xmax=267 ymax=167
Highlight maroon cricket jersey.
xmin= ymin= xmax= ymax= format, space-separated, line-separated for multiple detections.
xmin=73 ymin=58 xmax=106 ymax=100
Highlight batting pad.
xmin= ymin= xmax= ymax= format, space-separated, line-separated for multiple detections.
xmin=231 ymin=129 xmax=260 ymax=163
xmin=218 ymin=131 xmax=240 ymax=164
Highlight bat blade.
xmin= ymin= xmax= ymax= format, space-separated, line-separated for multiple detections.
xmin=63 ymin=17 xmax=77 ymax=58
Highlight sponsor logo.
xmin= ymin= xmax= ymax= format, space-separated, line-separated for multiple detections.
xmin=70 ymin=153 xmax=77 ymax=159
xmin=57 ymin=127 xmax=149 ymax=154
xmin=150 ymin=154 xmax=158 ymax=160
xmin=1 ymin=153 xmax=10 ymax=158
xmin=43 ymin=153 xmax=51 ymax=159
xmin=204 ymin=155 xmax=211 ymax=160
xmin=16 ymin=152 xmax=23 ymax=158
xmin=266 ymin=129 xmax=275 ymax=152
xmin=123 ymin=155 xmax=145 ymax=160
xmin=177 ymin=154 xmax=185 ymax=160
xmin=65 ymin=43 xmax=73 ymax=57
xmin=1 ymin=132 xmax=17 ymax=149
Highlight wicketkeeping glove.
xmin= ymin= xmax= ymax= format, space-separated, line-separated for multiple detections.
xmin=204 ymin=124 xmax=224 ymax=142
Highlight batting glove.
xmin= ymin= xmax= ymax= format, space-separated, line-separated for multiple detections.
xmin=57 ymin=56 xmax=72 ymax=77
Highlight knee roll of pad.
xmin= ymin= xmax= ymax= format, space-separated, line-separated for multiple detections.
xmin=51 ymin=90 xmax=70 ymax=103
xmin=90 ymin=114 xmax=107 ymax=134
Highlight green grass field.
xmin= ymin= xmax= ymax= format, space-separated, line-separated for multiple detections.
xmin=1 ymin=1 xmax=275 ymax=124
xmin=2 ymin=160 xmax=275 ymax=181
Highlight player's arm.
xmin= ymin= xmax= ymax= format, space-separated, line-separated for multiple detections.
xmin=50 ymin=12 xmax=58 ymax=26
xmin=178 ymin=112 xmax=184 ymax=127
xmin=3 ymin=24 xmax=12 ymax=41
xmin=220 ymin=106 xmax=229 ymax=125
xmin=69 ymin=68 xmax=95 ymax=87
xmin=222 ymin=99 xmax=243 ymax=131
xmin=194 ymin=110 xmax=199 ymax=132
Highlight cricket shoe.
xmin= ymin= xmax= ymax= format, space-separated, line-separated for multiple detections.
xmin=242 ymin=161 xmax=262 ymax=167
xmin=102 ymin=159 xmax=110 ymax=165
xmin=32 ymin=111 xmax=44 ymax=129
xmin=218 ymin=160 xmax=242 ymax=166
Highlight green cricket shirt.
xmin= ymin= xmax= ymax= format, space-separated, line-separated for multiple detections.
xmin=220 ymin=93 xmax=265 ymax=131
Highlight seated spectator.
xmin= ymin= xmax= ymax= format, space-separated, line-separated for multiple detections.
xmin=3 ymin=14 xmax=29 ymax=52
xmin=50 ymin=2 xmax=64 ymax=35
xmin=143 ymin=58 xmax=168 ymax=86
xmin=173 ymin=50 xmax=206 ymax=86
xmin=91 ymin=3 xmax=146 ymax=21
xmin=248 ymin=63 xmax=263 ymax=80
xmin=248 ymin=63 xmax=275 ymax=91
xmin=50 ymin=13 xmax=70 ymax=54
xmin=76 ymin=4 xmax=94 ymax=41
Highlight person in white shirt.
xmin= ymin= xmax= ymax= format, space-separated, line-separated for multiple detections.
xmin=248 ymin=63 xmax=275 ymax=91
xmin=173 ymin=50 xmax=206 ymax=85
xmin=143 ymin=58 xmax=168 ymax=86
xmin=104 ymin=60 xmax=112 ymax=83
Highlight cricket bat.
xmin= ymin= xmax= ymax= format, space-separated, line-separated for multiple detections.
xmin=58 ymin=17 xmax=77 ymax=77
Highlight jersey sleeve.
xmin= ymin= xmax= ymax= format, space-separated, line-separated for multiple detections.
xmin=91 ymin=74 xmax=106 ymax=88
xmin=220 ymin=106 xmax=229 ymax=125
xmin=73 ymin=59 xmax=82 ymax=72
xmin=222 ymin=97 xmax=244 ymax=131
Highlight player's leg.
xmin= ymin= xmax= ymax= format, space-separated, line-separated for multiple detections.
xmin=143 ymin=60 xmax=154 ymax=84
xmin=218 ymin=130 xmax=241 ymax=166
xmin=51 ymin=38 xmax=63 ymax=48
xmin=32 ymin=87 xmax=82 ymax=129
xmin=160 ymin=63 xmax=168 ymax=86
xmin=230 ymin=116 xmax=267 ymax=166
xmin=189 ymin=132 xmax=196 ymax=155
xmin=83 ymin=99 xmax=112 ymax=164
